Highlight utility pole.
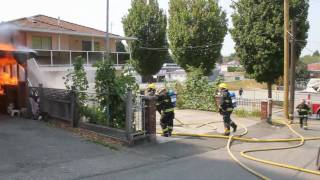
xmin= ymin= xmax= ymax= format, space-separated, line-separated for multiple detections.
xmin=289 ymin=21 xmax=297 ymax=121
xmin=105 ymin=0 xmax=110 ymax=60
xmin=284 ymin=0 xmax=290 ymax=119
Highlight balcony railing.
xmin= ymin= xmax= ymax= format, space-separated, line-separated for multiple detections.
xmin=34 ymin=50 xmax=131 ymax=67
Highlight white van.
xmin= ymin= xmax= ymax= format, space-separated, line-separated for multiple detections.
xmin=304 ymin=78 xmax=320 ymax=92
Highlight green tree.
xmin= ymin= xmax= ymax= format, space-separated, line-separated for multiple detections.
xmin=313 ymin=50 xmax=320 ymax=56
xmin=296 ymin=60 xmax=310 ymax=81
xmin=122 ymin=0 xmax=168 ymax=76
xmin=231 ymin=0 xmax=309 ymax=98
xmin=63 ymin=56 xmax=89 ymax=107
xmin=168 ymin=0 xmax=228 ymax=75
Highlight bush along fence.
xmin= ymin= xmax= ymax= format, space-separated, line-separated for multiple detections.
xmin=28 ymin=84 xmax=157 ymax=145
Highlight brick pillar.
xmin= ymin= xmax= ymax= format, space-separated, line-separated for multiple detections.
xmin=144 ymin=96 xmax=157 ymax=141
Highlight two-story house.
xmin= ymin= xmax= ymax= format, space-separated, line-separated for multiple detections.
xmin=0 ymin=15 xmax=136 ymax=88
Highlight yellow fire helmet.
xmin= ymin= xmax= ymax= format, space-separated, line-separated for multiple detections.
xmin=148 ymin=83 xmax=156 ymax=90
xmin=218 ymin=83 xmax=228 ymax=89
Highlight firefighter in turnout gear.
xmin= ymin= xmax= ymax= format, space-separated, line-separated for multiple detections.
xmin=156 ymin=87 xmax=174 ymax=137
xmin=296 ymin=99 xmax=311 ymax=129
xmin=218 ymin=83 xmax=237 ymax=136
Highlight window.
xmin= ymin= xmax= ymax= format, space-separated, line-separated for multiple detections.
xmin=94 ymin=42 xmax=100 ymax=51
xmin=32 ymin=36 xmax=52 ymax=49
xmin=82 ymin=41 xmax=91 ymax=51
xmin=82 ymin=41 xmax=100 ymax=51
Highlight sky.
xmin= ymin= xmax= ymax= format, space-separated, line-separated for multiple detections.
xmin=1 ymin=0 xmax=319 ymax=56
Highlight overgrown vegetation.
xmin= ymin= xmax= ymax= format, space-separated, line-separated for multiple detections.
xmin=94 ymin=60 xmax=137 ymax=129
xmin=234 ymin=108 xmax=261 ymax=118
xmin=174 ymin=66 xmax=221 ymax=111
xmin=63 ymin=56 xmax=89 ymax=115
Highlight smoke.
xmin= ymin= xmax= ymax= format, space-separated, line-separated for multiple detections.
xmin=0 ymin=23 xmax=36 ymax=56
xmin=0 ymin=23 xmax=19 ymax=44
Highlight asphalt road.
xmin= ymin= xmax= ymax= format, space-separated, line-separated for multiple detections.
xmin=1 ymin=114 xmax=320 ymax=180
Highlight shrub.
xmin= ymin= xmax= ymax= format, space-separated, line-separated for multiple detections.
xmin=63 ymin=56 xmax=89 ymax=116
xmin=95 ymin=61 xmax=138 ymax=129
xmin=175 ymin=66 xmax=220 ymax=112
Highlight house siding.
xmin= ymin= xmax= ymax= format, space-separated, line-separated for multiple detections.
xmin=24 ymin=31 xmax=116 ymax=51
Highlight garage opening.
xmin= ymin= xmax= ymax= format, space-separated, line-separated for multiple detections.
xmin=0 ymin=44 xmax=35 ymax=115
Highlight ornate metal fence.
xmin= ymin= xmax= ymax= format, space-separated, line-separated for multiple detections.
xmin=130 ymin=94 xmax=146 ymax=139
xmin=236 ymin=98 xmax=263 ymax=112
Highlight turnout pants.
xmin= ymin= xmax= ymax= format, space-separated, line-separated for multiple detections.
xmin=299 ymin=115 xmax=308 ymax=128
xmin=223 ymin=111 xmax=237 ymax=132
xmin=160 ymin=112 xmax=174 ymax=136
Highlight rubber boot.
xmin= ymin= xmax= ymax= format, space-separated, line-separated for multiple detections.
xmin=224 ymin=129 xmax=230 ymax=136
xmin=231 ymin=123 xmax=237 ymax=132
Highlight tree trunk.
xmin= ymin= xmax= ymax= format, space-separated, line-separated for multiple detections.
xmin=267 ymin=82 xmax=272 ymax=99
xmin=142 ymin=75 xmax=154 ymax=83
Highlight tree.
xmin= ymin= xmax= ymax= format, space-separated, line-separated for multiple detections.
xmin=168 ymin=0 xmax=228 ymax=75
xmin=231 ymin=0 xmax=309 ymax=98
xmin=313 ymin=50 xmax=320 ymax=56
xmin=296 ymin=60 xmax=309 ymax=81
xmin=116 ymin=41 xmax=127 ymax=52
xmin=63 ymin=56 xmax=88 ymax=107
xmin=122 ymin=0 xmax=168 ymax=76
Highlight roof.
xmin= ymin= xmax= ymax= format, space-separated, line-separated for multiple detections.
xmin=308 ymin=63 xmax=320 ymax=71
xmin=1 ymin=15 xmax=136 ymax=40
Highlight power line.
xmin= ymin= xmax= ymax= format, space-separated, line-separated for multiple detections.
xmin=138 ymin=42 xmax=224 ymax=51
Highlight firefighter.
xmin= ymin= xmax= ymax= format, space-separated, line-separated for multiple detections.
xmin=296 ymin=99 xmax=311 ymax=129
xmin=218 ymin=83 xmax=237 ymax=136
xmin=156 ymin=87 xmax=174 ymax=137
xmin=146 ymin=83 xmax=156 ymax=96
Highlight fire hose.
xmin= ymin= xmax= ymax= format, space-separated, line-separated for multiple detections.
xmin=159 ymin=118 xmax=320 ymax=179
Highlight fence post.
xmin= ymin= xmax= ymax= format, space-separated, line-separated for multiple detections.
xmin=268 ymin=98 xmax=272 ymax=121
xmin=71 ymin=86 xmax=79 ymax=127
xmin=125 ymin=90 xmax=133 ymax=143
xmin=261 ymin=101 xmax=268 ymax=121
xmin=144 ymin=96 xmax=157 ymax=142
xmin=38 ymin=83 xmax=43 ymax=112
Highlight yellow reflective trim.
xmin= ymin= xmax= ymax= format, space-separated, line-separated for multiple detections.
xmin=164 ymin=108 xmax=174 ymax=113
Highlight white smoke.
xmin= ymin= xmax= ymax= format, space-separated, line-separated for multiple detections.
xmin=0 ymin=23 xmax=19 ymax=44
